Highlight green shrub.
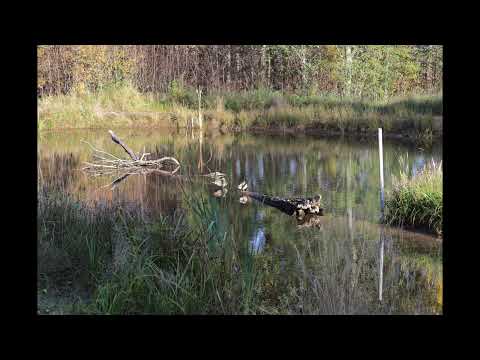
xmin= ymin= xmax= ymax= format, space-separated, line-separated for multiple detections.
xmin=385 ymin=159 xmax=442 ymax=235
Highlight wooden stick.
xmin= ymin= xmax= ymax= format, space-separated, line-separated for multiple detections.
xmin=108 ymin=130 xmax=138 ymax=161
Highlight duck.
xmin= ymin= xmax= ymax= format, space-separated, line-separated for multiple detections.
xmin=238 ymin=181 xmax=248 ymax=192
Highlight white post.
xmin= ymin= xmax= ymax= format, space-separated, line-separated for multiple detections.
xmin=378 ymin=128 xmax=385 ymax=220
xmin=379 ymin=232 xmax=384 ymax=302
xmin=378 ymin=128 xmax=385 ymax=302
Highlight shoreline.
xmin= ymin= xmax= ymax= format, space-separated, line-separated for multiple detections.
xmin=38 ymin=121 xmax=442 ymax=144
xmin=37 ymin=86 xmax=442 ymax=144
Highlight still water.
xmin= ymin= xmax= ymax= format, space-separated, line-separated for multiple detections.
xmin=38 ymin=128 xmax=443 ymax=314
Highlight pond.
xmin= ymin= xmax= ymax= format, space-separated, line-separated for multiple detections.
xmin=38 ymin=128 xmax=443 ymax=314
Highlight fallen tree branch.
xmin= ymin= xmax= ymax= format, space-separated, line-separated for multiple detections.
xmin=82 ymin=131 xmax=181 ymax=175
xmin=81 ymin=131 xmax=227 ymax=192
xmin=108 ymin=130 xmax=138 ymax=161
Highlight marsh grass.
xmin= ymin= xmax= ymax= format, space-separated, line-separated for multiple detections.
xmin=38 ymin=182 xmax=442 ymax=314
xmin=38 ymin=83 xmax=198 ymax=130
xmin=38 ymin=188 xmax=124 ymax=287
xmin=385 ymin=158 xmax=443 ymax=235
xmin=38 ymin=85 xmax=442 ymax=141
xmin=37 ymin=186 xmax=265 ymax=314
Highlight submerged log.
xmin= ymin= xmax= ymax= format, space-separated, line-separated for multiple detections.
xmin=237 ymin=181 xmax=323 ymax=219
xmin=240 ymin=192 xmax=323 ymax=221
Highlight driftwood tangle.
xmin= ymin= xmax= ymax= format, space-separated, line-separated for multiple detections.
xmin=81 ymin=131 xmax=227 ymax=191
xmin=81 ymin=131 xmax=181 ymax=184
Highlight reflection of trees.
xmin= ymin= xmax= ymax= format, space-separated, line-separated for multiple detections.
xmin=143 ymin=173 xmax=183 ymax=217
xmin=40 ymin=129 xmax=443 ymax=313
xmin=40 ymin=132 xmax=442 ymax=234
xmin=346 ymin=154 xmax=358 ymax=303
xmin=40 ymin=131 xmax=442 ymax=227
xmin=382 ymin=253 xmax=442 ymax=314
xmin=38 ymin=152 xmax=80 ymax=192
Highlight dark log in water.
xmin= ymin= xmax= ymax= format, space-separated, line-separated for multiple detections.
xmin=242 ymin=190 xmax=323 ymax=218
xmin=240 ymin=189 xmax=440 ymax=253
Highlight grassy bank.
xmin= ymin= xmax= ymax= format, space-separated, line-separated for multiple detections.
xmin=38 ymin=185 xmax=442 ymax=315
xmin=38 ymin=84 xmax=442 ymax=142
xmin=385 ymin=159 xmax=442 ymax=235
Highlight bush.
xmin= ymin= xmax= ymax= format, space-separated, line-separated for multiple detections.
xmin=385 ymin=159 xmax=442 ymax=235
xmin=168 ymin=80 xmax=198 ymax=108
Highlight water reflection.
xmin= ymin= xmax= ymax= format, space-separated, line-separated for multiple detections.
xmin=250 ymin=211 xmax=266 ymax=254
xmin=258 ymin=154 xmax=264 ymax=179
xmin=250 ymin=228 xmax=266 ymax=254
xmin=38 ymin=128 xmax=443 ymax=313
xmin=42 ymin=130 xmax=440 ymax=216
xmin=379 ymin=231 xmax=385 ymax=302
xmin=38 ymin=128 xmax=442 ymax=234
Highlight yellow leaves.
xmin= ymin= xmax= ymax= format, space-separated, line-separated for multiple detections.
xmin=37 ymin=45 xmax=441 ymax=98
xmin=38 ymin=45 xmax=137 ymax=95
xmin=72 ymin=82 xmax=87 ymax=96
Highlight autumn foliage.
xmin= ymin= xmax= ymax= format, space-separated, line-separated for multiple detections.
xmin=38 ymin=45 xmax=442 ymax=99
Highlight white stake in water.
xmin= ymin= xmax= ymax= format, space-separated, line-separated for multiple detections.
xmin=378 ymin=128 xmax=385 ymax=302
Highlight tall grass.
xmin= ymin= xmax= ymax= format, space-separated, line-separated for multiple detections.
xmin=385 ymin=159 xmax=443 ymax=235
xmin=38 ymin=188 xmax=264 ymax=314
xmin=38 ymin=183 xmax=442 ymax=314
xmin=38 ymin=84 xmax=442 ymax=141
xmin=38 ymin=83 xmax=198 ymax=130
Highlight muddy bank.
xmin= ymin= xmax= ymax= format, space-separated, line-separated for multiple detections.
xmin=247 ymin=126 xmax=441 ymax=142
xmin=39 ymin=95 xmax=442 ymax=144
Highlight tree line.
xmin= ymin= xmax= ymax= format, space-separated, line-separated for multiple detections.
xmin=37 ymin=45 xmax=442 ymax=100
